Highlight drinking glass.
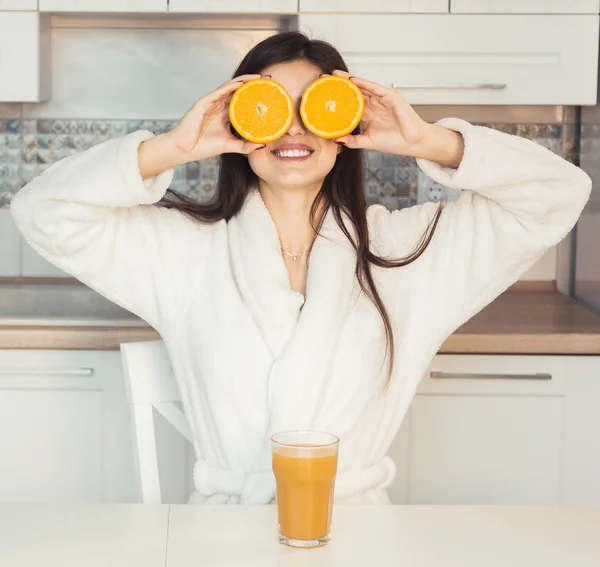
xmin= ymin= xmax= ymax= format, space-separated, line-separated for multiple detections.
xmin=271 ymin=431 xmax=340 ymax=548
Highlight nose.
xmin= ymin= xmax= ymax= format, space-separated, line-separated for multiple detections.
xmin=286 ymin=106 xmax=306 ymax=137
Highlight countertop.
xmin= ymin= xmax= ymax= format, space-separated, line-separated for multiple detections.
xmin=1 ymin=282 xmax=600 ymax=354
xmin=1 ymin=504 xmax=599 ymax=567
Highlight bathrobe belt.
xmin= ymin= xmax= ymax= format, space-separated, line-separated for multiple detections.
xmin=191 ymin=456 xmax=397 ymax=505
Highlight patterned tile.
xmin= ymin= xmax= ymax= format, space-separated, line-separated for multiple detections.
xmin=0 ymin=117 xmax=585 ymax=210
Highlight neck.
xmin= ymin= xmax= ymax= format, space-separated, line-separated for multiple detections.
xmin=259 ymin=180 xmax=324 ymax=255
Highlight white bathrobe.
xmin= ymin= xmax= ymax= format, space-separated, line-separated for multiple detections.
xmin=11 ymin=118 xmax=591 ymax=505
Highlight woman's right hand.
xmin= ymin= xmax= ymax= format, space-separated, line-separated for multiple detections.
xmin=138 ymin=75 xmax=265 ymax=180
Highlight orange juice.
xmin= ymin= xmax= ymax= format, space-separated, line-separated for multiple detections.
xmin=271 ymin=431 xmax=339 ymax=548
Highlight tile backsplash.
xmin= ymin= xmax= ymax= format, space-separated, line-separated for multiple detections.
xmin=0 ymin=118 xmax=578 ymax=210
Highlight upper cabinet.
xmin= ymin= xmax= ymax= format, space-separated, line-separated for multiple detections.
xmin=39 ymin=0 xmax=166 ymax=11
xmin=0 ymin=12 xmax=49 ymax=102
xmin=168 ymin=0 xmax=297 ymax=13
xmin=299 ymin=14 xmax=600 ymax=105
xmin=300 ymin=0 xmax=449 ymax=12
xmin=0 ymin=0 xmax=37 ymax=9
xmin=450 ymin=1 xmax=600 ymax=14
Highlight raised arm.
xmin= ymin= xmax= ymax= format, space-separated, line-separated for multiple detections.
xmin=368 ymin=117 xmax=591 ymax=341
xmin=11 ymin=75 xmax=265 ymax=331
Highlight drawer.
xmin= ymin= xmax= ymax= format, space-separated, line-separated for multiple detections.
xmin=0 ymin=1 xmax=37 ymax=9
xmin=299 ymin=14 xmax=599 ymax=105
xmin=300 ymin=0 xmax=448 ymax=12
xmin=418 ymin=354 xmax=575 ymax=396
xmin=450 ymin=0 xmax=599 ymax=14
xmin=39 ymin=0 xmax=166 ymax=11
xmin=168 ymin=0 xmax=297 ymax=13
xmin=0 ymin=13 xmax=50 ymax=103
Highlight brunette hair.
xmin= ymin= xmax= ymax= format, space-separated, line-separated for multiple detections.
xmin=159 ymin=31 xmax=443 ymax=387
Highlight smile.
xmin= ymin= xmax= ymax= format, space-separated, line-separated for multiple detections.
xmin=271 ymin=146 xmax=315 ymax=161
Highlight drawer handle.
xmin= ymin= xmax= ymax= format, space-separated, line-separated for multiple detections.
xmin=430 ymin=371 xmax=551 ymax=381
xmin=0 ymin=368 xmax=94 ymax=377
xmin=391 ymin=83 xmax=507 ymax=90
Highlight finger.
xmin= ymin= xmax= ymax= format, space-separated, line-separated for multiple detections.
xmin=333 ymin=70 xmax=389 ymax=98
xmin=226 ymin=138 xmax=267 ymax=155
xmin=334 ymin=133 xmax=375 ymax=150
xmin=197 ymin=74 xmax=262 ymax=107
xmin=225 ymin=74 xmax=262 ymax=85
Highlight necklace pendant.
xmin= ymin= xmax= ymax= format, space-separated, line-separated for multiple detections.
xmin=291 ymin=254 xmax=298 ymax=261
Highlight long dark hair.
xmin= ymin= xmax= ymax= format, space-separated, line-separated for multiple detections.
xmin=160 ymin=31 xmax=443 ymax=387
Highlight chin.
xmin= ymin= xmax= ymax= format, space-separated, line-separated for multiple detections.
xmin=265 ymin=174 xmax=325 ymax=190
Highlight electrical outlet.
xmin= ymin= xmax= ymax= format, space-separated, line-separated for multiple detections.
xmin=417 ymin=170 xmax=462 ymax=204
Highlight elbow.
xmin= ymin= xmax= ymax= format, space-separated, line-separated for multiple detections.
xmin=574 ymin=166 xmax=593 ymax=207
xmin=9 ymin=186 xmax=31 ymax=231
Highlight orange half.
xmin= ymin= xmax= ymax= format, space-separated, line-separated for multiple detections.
xmin=300 ymin=76 xmax=364 ymax=139
xmin=229 ymin=78 xmax=294 ymax=144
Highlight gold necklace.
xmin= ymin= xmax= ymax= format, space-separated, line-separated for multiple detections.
xmin=281 ymin=247 xmax=309 ymax=261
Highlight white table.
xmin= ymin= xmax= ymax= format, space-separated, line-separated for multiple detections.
xmin=0 ymin=504 xmax=169 ymax=567
xmin=1 ymin=505 xmax=599 ymax=567
xmin=166 ymin=505 xmax=600 ymax=567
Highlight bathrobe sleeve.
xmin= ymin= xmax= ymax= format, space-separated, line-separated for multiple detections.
xmin=367 ymin=117 xmax=592 ymax=342
xmin=10 ymin=130 xmax=215 ymax=330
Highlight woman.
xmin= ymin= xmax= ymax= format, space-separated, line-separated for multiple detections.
xmin=11 ymin=32 xmax=591 ymax=505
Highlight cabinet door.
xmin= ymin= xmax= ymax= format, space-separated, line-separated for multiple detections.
xmin=0 ymin=210 xmax=21 ymax=277
xmin=451 ymin=1 xmax=599 ymax=14
xmin=401 ymin=354 xmax=600 ymax=507
xmin=0 ymin=13 xmax=50 ymax=103
xmin=39 ymin=0 xmax=166 ymax=11
xmin=0 ymin=351 xmax=135 ymax=503
xmin=300 ymin=0 xmax=448 ymax=12
xmin=0 ymin=1 xmax=37 ymax=9
xmin=408 ymin=355 xmax=565 ymax=505
xmin=169 ymin=0 xmax=297 ymax=13
xmin=299 ymin=14 xmax=599 ymax=105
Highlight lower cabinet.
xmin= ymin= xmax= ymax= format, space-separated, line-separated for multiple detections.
xmin=388 ymin=354 xmax=600 ymax=507
xmin=1 ymin=349 xmax=599 ymax=506
xmin=0 ymin=350 xmax=135 ymax=503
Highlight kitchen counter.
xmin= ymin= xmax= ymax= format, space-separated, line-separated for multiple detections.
xmin=1 ymin=285 xmax=600 ymax=354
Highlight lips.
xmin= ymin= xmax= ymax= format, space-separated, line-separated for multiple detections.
xmin=271 ymin=144 xmax=314 ymax=159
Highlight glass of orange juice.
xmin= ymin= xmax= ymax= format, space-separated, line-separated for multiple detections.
xmin=271 ymin=431 xmax=340 ymax=548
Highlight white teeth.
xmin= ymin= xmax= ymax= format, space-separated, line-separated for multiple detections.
xmin=274 ymin=149 xmax=312 ymax=158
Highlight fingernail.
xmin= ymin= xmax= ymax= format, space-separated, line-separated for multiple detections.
xmin=262 ymin=75 xmax=271 ymax=78
xmin=257 ymin=144 xmax=266 ymax=149
xmin=335 ymin=141 xmax=346 ymax=146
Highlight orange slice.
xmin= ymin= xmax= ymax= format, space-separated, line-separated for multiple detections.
xmin=300 ymin=76 xmax=364 ymax=139
xmin=228 ymin=78 xmax=294 ymax=144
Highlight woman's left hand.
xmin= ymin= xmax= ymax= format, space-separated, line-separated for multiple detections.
xmin=332 ymin=70 xmax=464 ymax=168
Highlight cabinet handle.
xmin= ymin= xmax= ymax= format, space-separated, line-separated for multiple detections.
xmin=430 ymin=371 xmax=552 ymax=381
xmin=0 ymin=368 xmax=94 ymax=377
xmin=391 ymin=83 xmax=507 ymax=90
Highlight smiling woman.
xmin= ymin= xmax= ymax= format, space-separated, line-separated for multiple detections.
xmin=10 ymin=31 xmax=591 ymax=507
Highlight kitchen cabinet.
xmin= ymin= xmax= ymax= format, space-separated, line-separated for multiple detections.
xmin=387 ymin=355 xmax=600 ymax=507
xmin=168 ymin=0 xmax=297 ymax=13
xmin=0 ymin=210 xmax=20 ymax=277
xmin=0 ymin=0 xmax=37 ymax=9
xmin=0 ymin=350 xmax=136 ymax=503
xmin=299 ymin=14 xmax=599 ymax=105
xmin=300 ymin=0 xmax=448 ymax=12
xmin=39 ymin=0 xmax=166 ymax=11
xmin=451 ymin=1 xmax=600 ymax=14
xmin=0 ymin=13 xmax=50 ymax=103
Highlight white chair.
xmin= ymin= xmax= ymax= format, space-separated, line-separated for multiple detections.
xmin=120 ymin=340 xmax=193 ymax=504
